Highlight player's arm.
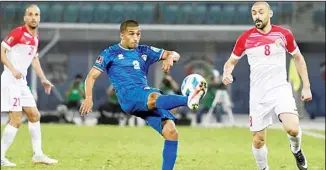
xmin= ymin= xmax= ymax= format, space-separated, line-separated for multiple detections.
xmin=223 ymin=33 xmax=246 ymax=85
xmin=31 ymin=55 xmax=47 ymax=81
xmin=160 ymin=51 xmax=180 ymax=62
xmin=31 ymin=55 xmax=54 ymax=94
xmin=224 ymin=57 xmax=240 ymax=76
xmin=80 ymin=67 xmax=102 ymax=115
xmin=292 ymin=51 xmax=310 ymax=89
xmin=285 ymin=30 xmax=312 ymax=101
xmin=84 ymin=68 xmax=102 ymax=100
xmin=1 ymin=44 xmax=17 ymax=73
xmin=292 ymin=51 xmax=312 ymax=101
xmin=1 ymin=31 xmax=23 ymax=79
xmin=161 ymin=51 xmax=180 ymax=73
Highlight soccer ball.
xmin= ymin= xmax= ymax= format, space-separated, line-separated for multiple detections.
xmin=181 ymin=74 xmax=207 ymax=97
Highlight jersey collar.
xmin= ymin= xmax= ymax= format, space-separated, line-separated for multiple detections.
xmin=118 ymin=43 xmax=135 ymax=51
xmin=22 ymin=25 xmax=37 ymax=38
xmin=255 ymin=24 xmax=274 ymax=35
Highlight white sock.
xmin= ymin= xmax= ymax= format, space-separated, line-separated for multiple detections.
xmin=1 ymin=124 xmax=18 ymax=159
xmin=28 ymin=121 xmax=43 ymax=156
xmin=287 ymin=127 xmax=302 ymax=153
xmin=252 ymin=145 xmax=269 ymax=170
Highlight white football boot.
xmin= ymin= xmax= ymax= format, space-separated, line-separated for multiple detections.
xmin=32 ymin=154 xmax=58 ymax=165
xmin=187 ymin=81 xmax=207 ymax=111
xmin=1 ymin=157 xmax=16 ymax=167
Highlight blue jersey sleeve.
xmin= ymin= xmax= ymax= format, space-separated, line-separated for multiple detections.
xmin=143 ymin=45 xmax=164 ymax=65
xmin=93 ymin=49 xmax=112 ymax=72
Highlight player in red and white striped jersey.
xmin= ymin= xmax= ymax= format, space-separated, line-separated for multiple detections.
xmin=1 ymin=4 xmax=58 ymax=166
xmin=222 ymin=2 xmax=311 ymax=170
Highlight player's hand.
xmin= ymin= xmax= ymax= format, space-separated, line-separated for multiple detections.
xmin=301 ymin=87 xmax=312 ymax=102
xmin=222 ymin=73 xmax=233 ymax=86
xmin=41 ymin=79 xmax=54 ymax=95
xmin=12 ymin=69 xmax=23 ymax=79
xmin=162 ymin=55 xmax=174 ymax=73
xmin=80 ymin=98 xmax=93 ymax=116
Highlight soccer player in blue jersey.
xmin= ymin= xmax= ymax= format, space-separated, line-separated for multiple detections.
xmin=79 ymin=20 xmax=207 ymax=170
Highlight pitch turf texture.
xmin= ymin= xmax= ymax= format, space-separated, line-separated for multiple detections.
xmin=1 ymin=124 xmax=325 ymax=170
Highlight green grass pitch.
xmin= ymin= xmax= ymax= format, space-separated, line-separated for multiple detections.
xmin=1 ymin=124 xmax=325 ymax=170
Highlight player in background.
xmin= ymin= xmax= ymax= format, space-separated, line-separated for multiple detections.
xmin=222 ymin=2 xmax=311 ymax=170
xmin=1 ymin=5 xmax=58 ymax=166
xmin=79 ymin=20 xmax=207 ymax=170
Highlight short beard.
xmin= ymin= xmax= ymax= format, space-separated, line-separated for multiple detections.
xmin=28 ymin=24 xmax=38 ymax=30
xmin=254 ymin=20 xmax=267 ymax=30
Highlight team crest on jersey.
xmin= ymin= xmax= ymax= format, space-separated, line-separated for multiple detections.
xmin=118 ymin=54 xmax=124 ymax=60
xmin=275 ymin=38 xmax=285 ymax=48
xmin=150 ymin=46 xmax=160 ymax=52
xmin=6 ymin=36 xmax=13 ymax=44
xmin=96 ymin=55 xmax=104 ymax=64
xmin=141 ymin=54 xmax=147 ymax=61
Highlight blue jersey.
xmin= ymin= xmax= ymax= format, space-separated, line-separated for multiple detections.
xmin=93 ymin=43 xmax=164 ymax=99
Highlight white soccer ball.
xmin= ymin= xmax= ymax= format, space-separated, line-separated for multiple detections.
xmin=181 ymin=74 xmax=207 ymax=97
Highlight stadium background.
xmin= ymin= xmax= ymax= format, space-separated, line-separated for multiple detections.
xmin=1 ymin=1 xmax=325 ymax=120
xmin=0 ymin=2 xmax=325 ymax=170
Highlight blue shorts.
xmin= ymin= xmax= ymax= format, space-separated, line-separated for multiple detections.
xmin=118 ymin=87 xmax=176 ymax=134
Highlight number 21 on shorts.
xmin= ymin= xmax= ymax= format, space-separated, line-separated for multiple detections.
xmin=13 ymin=97 xmax=21 ymax=107
xmin=264 ymin=45 xmax=270 ymax=56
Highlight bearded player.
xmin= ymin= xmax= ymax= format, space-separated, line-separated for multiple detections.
xmin=222 ymin=2 xmax=311 ymax=170
xmin=1 ymin=4 xmax=58 ymax=166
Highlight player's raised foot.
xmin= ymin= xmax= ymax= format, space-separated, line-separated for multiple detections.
xmin=1 ymin=157 xmax=16 ymax=167
xmin=188 ymin=81 xmax=207 ymax=111
xmin=291 ymin=147 xmax=307 ymax=170
xmin=32 ymin=154 xmax=58 ymax=165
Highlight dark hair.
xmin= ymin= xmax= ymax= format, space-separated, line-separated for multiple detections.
xmin=75 ymin=74 xmax=83 ymax=79
xmin=120 ymin=20 xmax=139 ymax=33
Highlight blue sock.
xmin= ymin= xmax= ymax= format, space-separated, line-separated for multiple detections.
xmin=156 ymin=95 xmax=188 ymax=110
xmin=162 ymin=140 xmax=178 ymax=170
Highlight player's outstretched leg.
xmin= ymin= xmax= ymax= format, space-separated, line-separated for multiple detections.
xmin=154 ymin=81 xmax=208 ymax=111
xmin=279 ymin=113 xmax=307 ymax=170
xmin=24 ymin=107 xmax=58 ymax=165
xmin=1 ymin=111 xmax=21 ymax=167
xmin=161 ymin=120 xmax=178 ymax=170
xmin=252 ymin=129 xmax=269 ymax=170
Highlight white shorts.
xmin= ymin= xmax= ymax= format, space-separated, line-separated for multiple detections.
xmin=1 ymin=84 xmax=37 ymax=112
xmin=249 ymin=86 xmax=298 ymax=132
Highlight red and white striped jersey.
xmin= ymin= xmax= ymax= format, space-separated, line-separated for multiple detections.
xmin=231 ymin=25 xmax=300 ymax=103
xmin=1 ymin=25 xmax=39 ymax=85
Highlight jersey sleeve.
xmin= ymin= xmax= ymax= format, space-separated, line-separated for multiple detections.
xmin=93 ymin=49 xmax=112 ymax=72
xmin=285 ymin=30 xmax=300 ymax=55
xmin=144 ymin=45 xmax=164 ymax=65
xmin=231 ymin=33 xmax=247 ymax=60
xmin=1 ymin=27 xmax=23 ymax=50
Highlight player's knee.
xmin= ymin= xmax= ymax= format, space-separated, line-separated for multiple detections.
xmin=147 ymin=92 xmax=160 ymax=110
xmin=9 ymin=113 xmax=23 ymax=128
xmin=252 ymin=132 xmax=265 ymax=148
xmin=27 ymin=111 xmax=41 ymax=123
xmin=162 ymin=121 xmax=179 ymax=140
xmin=163 ymin=127 xmax=179 ymax=140
xmin=286 ymin=127 xmax=299 ymax=137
